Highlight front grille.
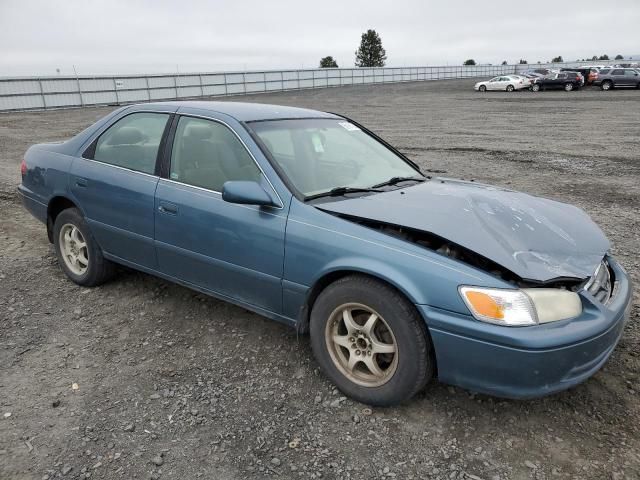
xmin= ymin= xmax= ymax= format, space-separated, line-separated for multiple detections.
xmin=584 ymin=260 xmax=613 ymax=304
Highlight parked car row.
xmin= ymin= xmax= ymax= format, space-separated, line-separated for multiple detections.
xmin=474 ymin=66 xmax=640 ymax=92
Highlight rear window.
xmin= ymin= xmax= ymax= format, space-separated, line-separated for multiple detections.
xmin=92 ymin=112 xmax=170 ymax=175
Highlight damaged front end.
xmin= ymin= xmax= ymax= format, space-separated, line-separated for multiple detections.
xmin=316 ymin=178 xmax=611 ymax=288
xmin=334 ymin=214 xmax=587 ymax=291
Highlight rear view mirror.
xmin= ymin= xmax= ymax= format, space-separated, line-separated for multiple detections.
xmin=222 ymin=181 xmax=279 ymax=207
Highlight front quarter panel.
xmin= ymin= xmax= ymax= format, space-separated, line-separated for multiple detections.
xmin=283 ymin=198 xmax=509 ymax=320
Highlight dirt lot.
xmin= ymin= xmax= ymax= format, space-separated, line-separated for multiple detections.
xmin=1 ymin=79 xmax=639 ymax=480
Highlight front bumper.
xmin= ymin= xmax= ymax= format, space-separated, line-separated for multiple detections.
xmin=421 ymin=257 xmax=633 ymax=399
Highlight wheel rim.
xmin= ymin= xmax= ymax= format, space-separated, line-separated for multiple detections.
xmin=325 ymin=303 xmax=398 ymax=387
xmin=565 ymin=83 xmax=573 ymax=91
xmin=59 ymin=223 xmax=89 ymax=276
xmin=603 ymin=82 xmax=610 ymax=90
xmin=507 ymin=85 xmax=514 ymax=91
xmin=533 ymin=84 xmax=539 ymax=91
xmin=480 ymin=85 xmax=486 ymax=92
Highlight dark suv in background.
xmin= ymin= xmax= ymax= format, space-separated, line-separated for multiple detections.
xmin=531 ymin=72 xmax=583 ymax=92
xmin=593 ymin=68 xmax=640 ymax=90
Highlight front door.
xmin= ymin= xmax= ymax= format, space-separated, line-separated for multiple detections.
xmin=70 ymin=111 xmax=171 ymax=268
xmin=154 ymin=115 xmax=287 ymax=314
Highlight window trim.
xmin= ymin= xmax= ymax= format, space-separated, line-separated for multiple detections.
xmin=161 ymin=113 xmax=284 ymax=209
xmin=81 ymin=111 xmax=174 ymax=177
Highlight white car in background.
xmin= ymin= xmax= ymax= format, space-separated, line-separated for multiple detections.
xmin=474 ymin=75 xmax=529 ymax=92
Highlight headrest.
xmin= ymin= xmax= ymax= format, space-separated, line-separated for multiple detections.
xmin=184 ymin=124 xmax=213 ymax=141
xmin=108 ymin=126 xmax=144 ymax=145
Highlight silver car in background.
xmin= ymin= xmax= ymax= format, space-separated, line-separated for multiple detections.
xmin=474 ymin=75 xmax=530 ymax=92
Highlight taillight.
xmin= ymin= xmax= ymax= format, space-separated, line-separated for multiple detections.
xmin=20 ymin=158 xmax=27 ymax=177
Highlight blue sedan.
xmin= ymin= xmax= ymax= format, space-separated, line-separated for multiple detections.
xmin=18 ymin=101 xmax=632 ymax=405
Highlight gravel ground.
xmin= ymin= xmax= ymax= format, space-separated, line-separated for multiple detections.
xmin=1 ymin=79 xmax=639 ymax=480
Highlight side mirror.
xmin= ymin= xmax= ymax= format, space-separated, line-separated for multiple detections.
xmin=222 ymin=181 xmax=279 ymax=207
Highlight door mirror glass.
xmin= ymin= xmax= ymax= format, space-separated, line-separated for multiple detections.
xmin=222 ymin=181 xmax=277 ymax=207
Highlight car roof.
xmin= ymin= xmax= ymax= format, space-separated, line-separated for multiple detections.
xmin=137 ymin=101 xmax=339 ymax=122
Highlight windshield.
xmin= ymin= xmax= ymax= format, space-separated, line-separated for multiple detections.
xmin=249 ymin=118 xmax=421 ymax=197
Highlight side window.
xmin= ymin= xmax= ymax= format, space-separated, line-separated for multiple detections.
xmin=92 ymin=112 xmax=170 ymax=174
xmin=612 ymin=69 xmax=624 ymax=75
xmin=170 ymin=116 xmax=261 ymax=192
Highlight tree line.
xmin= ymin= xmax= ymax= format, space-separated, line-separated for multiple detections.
xmin=464 ymin=54 xmax=627 ymax=66
xmin=320 ymin=33 xmax=630 ymax=69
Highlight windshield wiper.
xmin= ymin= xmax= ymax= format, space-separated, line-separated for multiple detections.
xmin=304 ymin=186 xmax=383 ymax=202
xmin=371 ymin=176 xmax=426 ymax=189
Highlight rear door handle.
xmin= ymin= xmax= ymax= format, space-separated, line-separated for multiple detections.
xmin=158 ymin=202 xmax=178 ymax=215
xmin=75 ymin=177 xmax=88 ymax=188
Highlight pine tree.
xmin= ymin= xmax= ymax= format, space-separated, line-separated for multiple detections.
xmin=355 ymin=30 xmax=387 ymax=67
xmin=319 ymin=56 xmax=339 ymax=68
xmin=463 ymin=59 xmax=476 ymax=66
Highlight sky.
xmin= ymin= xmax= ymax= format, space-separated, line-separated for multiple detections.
xmin=0 ymin=0 xmax=638 ymax=76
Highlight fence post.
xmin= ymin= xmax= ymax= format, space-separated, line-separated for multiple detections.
xmin=199 ymin=74 xmax=204 ymax=97
xmin=113 ymin=78 xmax=120 ymax=105
xmin=37 ymin=78 xmax=46 ymax=110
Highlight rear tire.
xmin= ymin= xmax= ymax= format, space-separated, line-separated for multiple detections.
xmin=564 ymin=83 xmax=574 ymax=91
xmin=310 ymin=275 xmax=434 ymax=406
xmin=53 ymin=208 xmax=115 ymax=287
xmin=506 ymin=85 xmax=515 ymax=92
xmin=601 ymin=80 xmax=612 ymax=91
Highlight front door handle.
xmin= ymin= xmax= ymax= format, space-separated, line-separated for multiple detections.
xmin=158 ymin=202 xmax=178 ymax=215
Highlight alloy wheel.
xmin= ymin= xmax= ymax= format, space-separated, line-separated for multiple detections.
xmin=325 ymin=303 xmax=398 ymax=387
xmin=59 ymin=223 xmax=89 ymax=275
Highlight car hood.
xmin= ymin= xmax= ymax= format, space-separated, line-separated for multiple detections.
xmin=318 ymin=178 xmax=609 ymax=283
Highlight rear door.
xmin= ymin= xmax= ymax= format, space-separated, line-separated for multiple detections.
xmin=611 ymin=69 xmax=626 ymax=86
xmin=550 ymin=74 xmax=564 ymax=89
xmin=70 ymin=110 xmax=173 ymax=268
xmin=153 ymin=114 xmax=287 ymax=313
xmin=623 ymin=69 xmax=639 ymax=86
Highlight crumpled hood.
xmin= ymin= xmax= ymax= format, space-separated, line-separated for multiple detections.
xmin=318 ymin=178 xmax=609 ymax=283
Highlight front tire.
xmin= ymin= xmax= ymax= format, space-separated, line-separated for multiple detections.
xmin=531 ymin=83 xmax=541 ymax=92
xmin=53 ymin=208 xmax=115 ymax=287
xmin=479 ymin=85 xmax=486 ymax=92
xmin=310 ymin=275 xmax=434 ymax=406
xmin=564 ymin=83 xmax=574 ymax=91
xmin=601 ymin=80 xmax=612 ymax=91
xmin=506 ymin=85 xmax=515 ymax=92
